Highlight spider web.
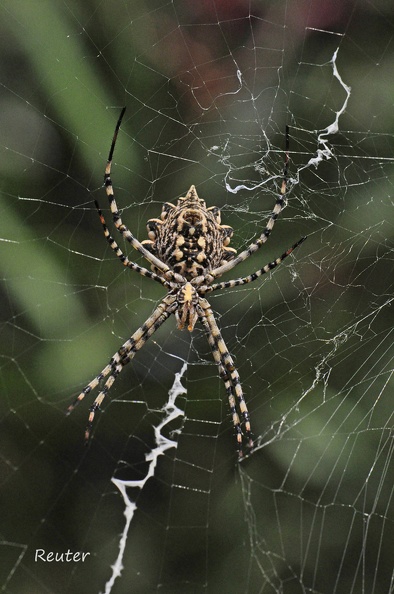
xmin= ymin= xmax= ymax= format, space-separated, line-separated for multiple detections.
xmin=1 ymin=2 xmax=394 ymax=593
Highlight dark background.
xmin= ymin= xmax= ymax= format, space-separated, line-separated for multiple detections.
xmin=1 ymin=1 xmax=393 ymax=593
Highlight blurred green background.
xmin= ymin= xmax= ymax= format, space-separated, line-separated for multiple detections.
xmin=0 ymin=1 xmax=393 ymax=593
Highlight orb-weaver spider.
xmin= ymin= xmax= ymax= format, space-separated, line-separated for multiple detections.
xmin=67 ymin=108 xmax=305 ymax=457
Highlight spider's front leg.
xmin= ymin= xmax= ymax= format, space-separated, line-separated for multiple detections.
xmin=197 ymin=297 xmax=253 ymax=458
xmin=67 ymin=294 xmax=177 ymax=442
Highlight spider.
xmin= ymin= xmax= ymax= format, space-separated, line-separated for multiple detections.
xmin=67 ymin=107 xmax=306 ymax=458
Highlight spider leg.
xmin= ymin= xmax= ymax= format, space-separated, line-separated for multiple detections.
xmin=95 ymin=199 xmax=171 ymax=288
xmin=104 ymin=108 xmax=174 ymax=279
xmin=67 ymin=294 xmax=177 ymax=442
xmin=198 ymin=298 xmax=253 ymax=457
xmin=204 ymin=236 xmax=306 ymax=293
xmin=208 ymin=126 xmax=291 ymax=281
xmin=205 ymin=340 xmax=245 ymax=455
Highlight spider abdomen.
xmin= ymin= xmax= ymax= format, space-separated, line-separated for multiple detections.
xmin=141 ymin=185 xmax=236 ymax=279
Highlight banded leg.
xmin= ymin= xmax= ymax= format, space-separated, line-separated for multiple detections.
xmin=201 ymin=322 xmax=244 ymax=455
xmin=67 ymin=296 xmax=177 ymax=441
xmin=198 ymin=299 xmax=253 ymax=457
xmin=104 ymin=108 xmax=173 ymax=277
xmin=205 ymin=236 xmax=306 ymax=293
xmin=95 ymin=199 xmax=170 ymax=288
xmin=208 ymin=126 xmax=291 ymax=281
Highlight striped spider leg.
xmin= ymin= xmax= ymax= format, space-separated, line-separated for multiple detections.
xmin=68 ymin=108 xmax=305 ymax=457
xmin=67 ymin=293 xmax=177 ymax=441
xmin=197 ymin=298 xmax=252 ymax=451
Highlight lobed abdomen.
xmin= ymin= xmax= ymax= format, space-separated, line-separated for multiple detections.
xmin=141 ymin=185 xmax=236 ymax=279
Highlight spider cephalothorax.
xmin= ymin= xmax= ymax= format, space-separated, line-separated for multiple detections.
xmin=174 ymin=282 xmax=199 ymax=331
xmin=67 ymin=107 xmax=306 ymax=458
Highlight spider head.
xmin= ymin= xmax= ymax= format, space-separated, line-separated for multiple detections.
xmin=175 ymin=282 xmax=199 ymax=332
